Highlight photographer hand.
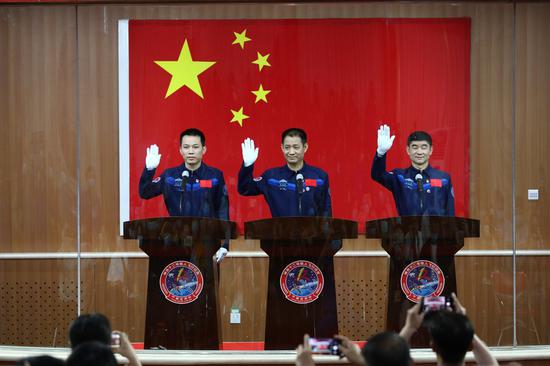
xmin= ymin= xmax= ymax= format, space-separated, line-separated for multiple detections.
xmin=451 ymin=292 xmax=466 ymax=315
xmin=112 ymin=331 xmax=142 ymax=366
xmin=295 ymin=334 xmax=315 ymax=366
xmin=399 ymin=302 xmax=425 ymax=344
xmin=334 ymin=335 xmax=365 ymax=366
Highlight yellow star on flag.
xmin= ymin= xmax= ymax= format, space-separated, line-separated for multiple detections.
xmin=230 ymin=107 xmax=249 ymax=127
xmin=251 ymin=84 xmax=271 ymax=103
xmin=252 ymin=52 xmax=271 ymax=71
xmin=232 ymin=29 xmax=251 ymax=49
xmin=154 ymin=39 xmax=216 ymax=99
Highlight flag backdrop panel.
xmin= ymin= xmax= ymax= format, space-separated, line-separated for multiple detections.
xmin=124 ymin=18 xmax=470 ymax=232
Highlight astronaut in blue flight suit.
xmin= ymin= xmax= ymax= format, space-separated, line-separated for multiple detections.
xmin=238 ymin=128 xmax=332 ymax=217
xmin=371 ymin=125 xmax=455 ymax=216
xmin=139 ymin=128 xmax=230 ymax=262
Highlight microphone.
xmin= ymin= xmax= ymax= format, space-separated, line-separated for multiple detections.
xmin=182 ymin=170 xmax=189 ymax=192
xmin=296 ymin=173 xmax=304 ymax=194
xmin=415 ymin=173 xmax=423 ymax=192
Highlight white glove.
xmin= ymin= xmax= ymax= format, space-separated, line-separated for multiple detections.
xmin=377 ymin=124 xmax=396 ymax=155
xmin=145 ymin=144 xmax=161 ymax=170
xmin=241 ymin=138 xmax=259 ymax=167
xmin=215 ymin=247 xmax=228 ymax=263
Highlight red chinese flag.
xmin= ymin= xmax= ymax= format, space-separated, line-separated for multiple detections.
xmin=430 ymin=179 xmax=443 ymax=187
xmin=125 ymin=19 xmax=470 ymax=231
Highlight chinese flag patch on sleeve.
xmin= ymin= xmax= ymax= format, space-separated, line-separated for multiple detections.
xmin=430 ymin=179 xmax=442 ymax=187
xmin=305 ymin=179 xmax=318 ymax=187
xmin=200 ymin=180 xmax=213 ymax=188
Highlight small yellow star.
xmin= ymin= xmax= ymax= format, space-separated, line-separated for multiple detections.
xmin=251 ymin=84 xmax=271 ymax=103
xmin=154 ymin=39 xmax=215 ymax=99
xmin=252 ymin=52 xmax=271 ymax=71
xmin=232 ymin=29 xmax=251 ymax=49
xmin=230 ymin=107 xmax=250 ymax=127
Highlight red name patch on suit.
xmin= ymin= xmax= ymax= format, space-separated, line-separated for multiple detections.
xmin=122 ymin=18 xmax=470 ymax=231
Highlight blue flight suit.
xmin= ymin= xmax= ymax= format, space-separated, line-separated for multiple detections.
xmin=371 ymin=153 xmax=455 ymax=216
xmin=139 ymin=163 xmax=230 ymax=247
xmin=238 ymin=162 xmax=332 ymax=217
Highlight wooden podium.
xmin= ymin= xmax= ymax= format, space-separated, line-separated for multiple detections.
xmin=124 ymin=217 xmax=236 ymax=350
xmin=245 ymin=217 xmax=357 ymax=349
xmin=366 ymin=216 xmax=479 ymax=346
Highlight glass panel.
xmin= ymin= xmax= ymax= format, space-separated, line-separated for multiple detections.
xmin=0 ymin=5 xmax=78 ymax=348
xmin=515 ymin=3 xmax=550 ymax=347
xmin=0 ymin=259 xmax=78 ymax=347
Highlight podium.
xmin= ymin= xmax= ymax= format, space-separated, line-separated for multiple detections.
xmin=245 ymin=217 xmax=357 ymax=349
xmin=366 ymin=216 xmax=479 ymax=346
xmin=123 ymin=217 xmax=237 ymax=350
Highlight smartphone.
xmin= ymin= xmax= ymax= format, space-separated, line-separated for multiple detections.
xmin=309 ymin=337 xmax=341 ymax=356
xmin=422 ymin=296 xmax=453 ymax=312
xmin=111 ymin=332 xmax=121 ymax=348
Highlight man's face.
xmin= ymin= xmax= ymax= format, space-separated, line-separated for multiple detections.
xmin=281 ymin=135 xmax=308 ymax=166
xmin=180 ymin=135 xmax=206 ymax=166
xmin=406 ymin=140 xmax=433 ymax=168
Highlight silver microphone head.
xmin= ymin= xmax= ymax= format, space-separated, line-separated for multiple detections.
xmin=182 ymin=170 xmax=190 ymax=178
xmin=415 ymin=173 xmax=423 ymax=181
xmin=296 ymin=173 xmax=304 ymax=181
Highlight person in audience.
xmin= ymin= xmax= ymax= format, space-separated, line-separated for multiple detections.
xmin=16 ymin=356 xmax=65 ymax=366
xmin=296 ymin=332 xmax=411 ymax=366
xmin=69 ymin=313 xmax=141 ymax=366
xmin=66 ymin=341 xmax=117 ymax=366
xmin=399 ymin=293 xmax=498 ymax=366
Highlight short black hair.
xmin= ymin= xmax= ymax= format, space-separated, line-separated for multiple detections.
xmin=67 ymin=341 xmax=117 ymax=366
xmin=180 ymin=128 xmax=206 ymax=146
xmin=425 ymin=311 xmax=474 ymax=364
xmin=281 ymin=128 xmax=307 ymax=144
xmin=407 ymin=131 xmax=432 ymax=146
xmin=69 ymin=313 xmax=112 ymax=349
xmin=16 ymin=356 xmax=65 ymax=366
xmin=361 ymin=331 xmax=411 ymax=366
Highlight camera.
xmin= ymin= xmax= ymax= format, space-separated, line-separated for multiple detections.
xmin=421 ymin=296 xmax=453 ymax=312
xmin=111 ymin=332 xmax=121 ymax=348
xmin=309 ymin=337 xmax=341 ymax=356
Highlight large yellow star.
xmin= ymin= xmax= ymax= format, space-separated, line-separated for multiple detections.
xmin=230 ymin=107 xmax=249 ymax=127
xmin=232 ymin=29 xmax=251 ymax=49
xmin=251 ymin=84 xmax=271 ymax=103
xmin=154 ymin=39 xmax=216 ymax=99
xmin=252 ymin=52 xmax=271 ymax=71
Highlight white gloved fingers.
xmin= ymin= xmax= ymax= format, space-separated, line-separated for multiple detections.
xmin=215 ymin=247 xmax=228 ymax=263
xmin=146 ymin=144 xmax=161 ymax=170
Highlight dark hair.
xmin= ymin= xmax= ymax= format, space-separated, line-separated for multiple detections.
xmin=281 ymin=128 xmax=307 ymax=144
xmin=407 ymin=131 xmax=432 ymax=146
xmin=361 ymin=331 xmax=411 ymax=366
xmin=16 ymin=356 xmax=65 ymax=366
xmin=425 ymin=311 xmax=474 ymax=364
xmin=69 ymin=313 xmax=112 ymax=349
xmin=67 ymin=341 xmax=117 ymax=366
xmin=180 ymin=128 xmax=206 ymax=146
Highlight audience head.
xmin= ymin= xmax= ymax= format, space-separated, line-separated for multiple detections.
xmin=69 ymin=313 xmax=112 ymax=349
xmin=67 ymin=341 xmax=117 ymax=366
xmin=16 ymin=356 xmax=65 ymax=366
xmin=424 ymin=310 xmax=475 ymax=364
xmin=362 ymin=331 xmax=411 ymax=366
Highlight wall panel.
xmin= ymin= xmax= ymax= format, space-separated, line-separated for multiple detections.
xmin=515 ymin=3 xmax=550 ymax=250
xmin=0 ymin=6 xmax=78 ymax=253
